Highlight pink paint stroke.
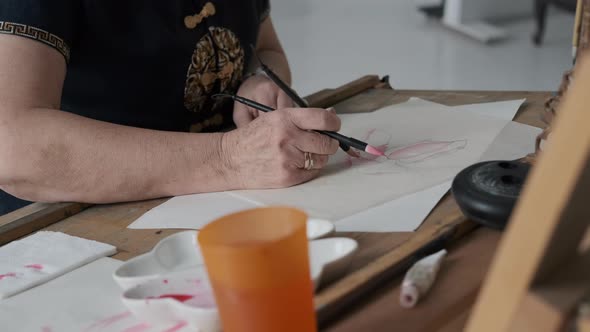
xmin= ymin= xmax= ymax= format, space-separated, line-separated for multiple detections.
xmin=123 ymin=323 xmax=151 ymax=332
xmin=84 ymin=311 xmax=132 ymax=331
xmin=0 ymin=272 xmax=18 ymax=281
xmin=25 ymin=264 xmax=44 ymax=270
xmin=163 ymin=279 xmax=169 ymax=284
xmin=386 ymin=141 xmax=456 ymax=159
xmin=162 ymin=321 xmax=188 ymax=332
xmin=41 ymin=326 xmax=53 ymax=332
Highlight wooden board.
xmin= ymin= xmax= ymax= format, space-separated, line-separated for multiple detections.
xmin=0 ymin=84 xmax=552 ymax=331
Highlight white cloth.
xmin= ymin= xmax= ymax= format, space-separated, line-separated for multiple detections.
xmin=0 ymin=231 xmax=117 ymax=299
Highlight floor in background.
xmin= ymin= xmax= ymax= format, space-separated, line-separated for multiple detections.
xmin=270 ymin=0 xmax=574 ymax=96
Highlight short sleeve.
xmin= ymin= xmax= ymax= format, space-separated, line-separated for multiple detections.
xmin=0 ymin=0 xmax=80 ymax=63
xmin=257 ymin=0 xmax=271 ymax=22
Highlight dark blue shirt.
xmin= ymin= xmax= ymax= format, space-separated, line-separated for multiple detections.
xmin=0 ymin=0 xmax=270 ymax=215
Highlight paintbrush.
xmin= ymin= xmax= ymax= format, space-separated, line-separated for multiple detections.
xmin=249 ymin=46 xmax=360 ymax=155
xmin=213 ymin=93 xmax=385 ymax=157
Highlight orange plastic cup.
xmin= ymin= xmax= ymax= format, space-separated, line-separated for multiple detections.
xmin=198 ymin=207 xmax=317 ymax=332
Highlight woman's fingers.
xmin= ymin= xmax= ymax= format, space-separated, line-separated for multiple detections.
xmin=232 ymin=105 xmax=255 ymax=127
xmin=277 ymin=90 xmax=294 ymax=109
xmin=311 ymin=154 xmax=329 ymax=169
xmin=286 ymin=107 xmax=341 ymax=132
xmin=293 ymin=130 xmax=339 ymax=155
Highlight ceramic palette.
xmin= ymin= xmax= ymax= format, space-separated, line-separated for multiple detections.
xmin=113 ymin=221 xmax=356 ymax=331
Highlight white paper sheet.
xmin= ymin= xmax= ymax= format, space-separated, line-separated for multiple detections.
xmin=335 ymin=99 xmax=538 ymax=232
xmin=128 ymin=193 xmax=260 ymax=230
xmin=127 ymin=98 xmax=532 ymax=232
xmin=0 ymin=231 xmax=117 ymax=299
xmin=232 ymin=99 xmax=509 ymax=220
xmin=335 ymin=121 xmax=541 ymax=232
xmin=0 ymin=258 xmax=192 ymax=332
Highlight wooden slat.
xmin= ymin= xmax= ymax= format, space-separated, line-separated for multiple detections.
xmin=0 ymin=202 xmax=91 ymax=245
xmin=306 ymin=75 xmax=383 ymax=109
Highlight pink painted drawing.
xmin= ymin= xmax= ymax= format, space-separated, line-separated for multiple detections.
xmin=386 ymin=139 xmax=467 ymax=164
xmin=344 ymin=129 xmax=467 ymax=174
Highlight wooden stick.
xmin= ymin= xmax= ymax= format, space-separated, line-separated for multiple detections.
xmin=306 ymin=75 xmax=384 ymax=109
xmin=316 ymin=201 xmax=478 ymax=327
xmin=0 ymin=202 xmax=91 ymax=245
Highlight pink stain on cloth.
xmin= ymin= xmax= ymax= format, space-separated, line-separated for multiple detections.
xmin=85 ymin=311 xmax=133 ymax=331
xmin=122 ymin=323 xmax=151 ymax=332
xmin=0 ymin=231 xmax=116 ymax=299
xmin=0 ymin=272 xmax=18 ymax=281
xmin=162 ymin=321 xmax=188 ymax=332
xmin=25 ymin=264 xmax=44 ymax=270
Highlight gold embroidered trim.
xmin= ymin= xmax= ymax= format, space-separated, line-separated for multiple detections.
xmin=0 ymin=21 xmax=70 ymax=62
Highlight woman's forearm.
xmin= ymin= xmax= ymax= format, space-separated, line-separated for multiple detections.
xmin=0 ymin=107 xmax=234 ymax=203
xmin=257 ymin=48 xmax=291 ymax=86
xmin=256 ymin=17 xmax=292 ymax=85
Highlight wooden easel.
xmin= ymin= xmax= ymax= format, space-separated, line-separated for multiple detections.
xmin=465 ymin=55 xmax=590 ymax=331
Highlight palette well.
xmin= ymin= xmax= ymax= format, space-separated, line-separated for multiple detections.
xmin=122 ymin=271 xmax=220 ymax=331
xmin=114 ymin=219 xmax=335 ymax=290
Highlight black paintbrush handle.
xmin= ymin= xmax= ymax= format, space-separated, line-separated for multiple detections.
xmin=230 ymin=95 xmax=364 ymax=151
xmin=252 ymin=54 xmax=353 ymax=151
xmin=259 ymin=63 xmax=308 ymax=107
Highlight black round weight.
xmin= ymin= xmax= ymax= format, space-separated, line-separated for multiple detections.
xmin=451 ymin=160 xmax=531 ymax=230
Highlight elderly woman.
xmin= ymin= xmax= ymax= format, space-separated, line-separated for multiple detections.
xmin=0 ymin=0 xmax=341 ymax=214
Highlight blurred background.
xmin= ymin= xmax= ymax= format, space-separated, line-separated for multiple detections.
xmin=270 ymin=0 xmax=574 ymax=96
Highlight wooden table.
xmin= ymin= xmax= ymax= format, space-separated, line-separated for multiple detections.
xmin=0 ymin=81 xmax=551 ymax=331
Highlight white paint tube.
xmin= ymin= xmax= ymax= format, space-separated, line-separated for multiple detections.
xmin=400 ymin=249 xmax=447 ymax=308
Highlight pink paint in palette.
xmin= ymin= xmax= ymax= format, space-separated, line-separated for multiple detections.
xmin=147 ymin=292 xmax=216 ymax=309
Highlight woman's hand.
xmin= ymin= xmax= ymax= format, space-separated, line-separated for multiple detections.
xmin=233 ymin=74 xmax=294 ymax=127
xmin=222 ymin=107 xmax=341 ymax=189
